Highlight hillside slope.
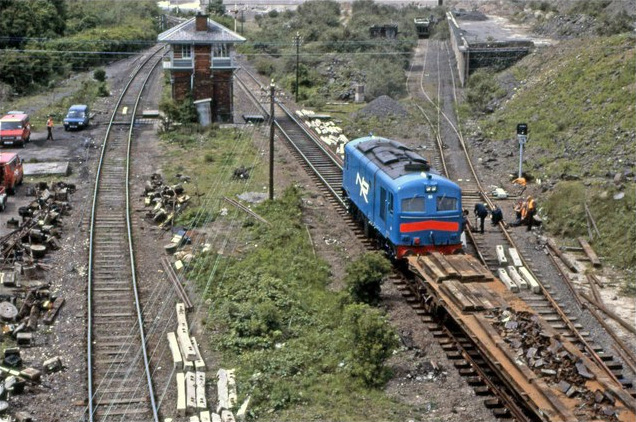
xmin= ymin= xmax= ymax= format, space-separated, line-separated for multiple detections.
xmin=470 ymin=33 xmax=635 ymax=279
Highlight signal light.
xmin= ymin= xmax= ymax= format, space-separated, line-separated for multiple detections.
xmin=517 ymin=123 xmax=528 ymax=135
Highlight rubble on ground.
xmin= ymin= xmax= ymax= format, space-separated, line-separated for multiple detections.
xmin=491 ymin=308 xmax=620 ymax=421
xmin=143 ymin=173 xmax=190 ymax=228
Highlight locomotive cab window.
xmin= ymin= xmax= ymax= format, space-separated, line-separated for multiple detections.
xmin=402 ymin=197 xmax=426 ymax=213
xmin=437 ymin=195 xmax=458 ymax=211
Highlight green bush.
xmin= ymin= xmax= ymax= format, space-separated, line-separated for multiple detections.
xmin=343 ymin=303 xmax=399 ymax=387
xmin=465 ymin=70 xmax=505 ymax=113
xmin=345 ymin=252 xmax=391 ymax=306
xmin=160 ymin=96 xmax=198 ymax=126
xmin=93 ymin=69 xmax=106 ymax=82
xmin=97 ymin=82 xmax=109 ymax=97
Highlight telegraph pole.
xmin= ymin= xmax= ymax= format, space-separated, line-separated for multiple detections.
xmin=293 ymin=32 xmax=302 ymax=102
xmin=269 ymin=81 xmax=276 ymax=200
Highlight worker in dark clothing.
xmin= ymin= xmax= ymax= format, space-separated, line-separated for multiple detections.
xmin=46 ymin=116 xmax=54 ymax=141
xmin=491 ymin=205 xmax=503 ymax=226
xmin=474 ymin=202 xmax=489 ymax=234
xmin=461 ymin=208 xmax=470 ymax=232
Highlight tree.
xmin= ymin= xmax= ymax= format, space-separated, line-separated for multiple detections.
xmin=343 ymin=303 xmax=399 ymax=387
xmin=344 ymin=252 xmax=391 ymax=305
xmin=207 ymin=0 xmax=225 ymax=16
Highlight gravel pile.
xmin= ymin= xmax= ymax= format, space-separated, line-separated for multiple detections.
xmin=355 ymin=95 xmax=407 ymax=119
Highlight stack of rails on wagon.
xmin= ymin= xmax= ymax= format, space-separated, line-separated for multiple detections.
xmin=342 ymin=136 xmax=463 ymax=259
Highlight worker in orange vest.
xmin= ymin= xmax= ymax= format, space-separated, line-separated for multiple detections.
xmin=46 ymin=116 xmax=55 ymax=141
xmin=525 ymin=196 xmax=536 ymax=231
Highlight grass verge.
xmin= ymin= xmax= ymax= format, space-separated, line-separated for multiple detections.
xmin=161 ymin=125 xmax=416 ymax=421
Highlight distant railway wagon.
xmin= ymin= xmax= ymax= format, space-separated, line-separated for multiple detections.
xmin=414 ymin=17 xmax=431 ymax=38
xmin=342 ymin=136 xmax=463 ymax=259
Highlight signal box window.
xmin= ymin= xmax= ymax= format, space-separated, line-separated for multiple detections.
xmin=212 ymin=43 xmax=229 ymax=58
xmin=437 ymin=196 xmax=457 ymax=211
xmin=175 ymin=45 xmax=192 ymax=59
xmin=402 ymin=197 xmax=425 ymax=212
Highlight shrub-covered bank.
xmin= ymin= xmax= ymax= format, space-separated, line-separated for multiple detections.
xmin=187 ymin=186 xmax=404 ymax=420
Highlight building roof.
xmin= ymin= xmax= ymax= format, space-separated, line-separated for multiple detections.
xmin=158 ymin=16 xmax=246 ymax=44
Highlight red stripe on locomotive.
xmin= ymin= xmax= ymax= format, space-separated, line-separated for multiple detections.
xmin=399 ymin=220 xmax=460 ymax=233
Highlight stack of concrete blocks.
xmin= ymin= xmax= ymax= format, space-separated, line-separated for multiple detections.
xmin=216 ymin=368 xmax=238 ymax=421
xmin=167 ymin=303 xmax=209 ymax=421
xmin=495 ymin=246 xmax=541 ymax=294
xmin=295 ymin=109 xmax=349 ymax=158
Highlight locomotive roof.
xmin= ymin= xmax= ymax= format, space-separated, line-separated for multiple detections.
xmin=355 ymin=137 xmax=431 ymax=179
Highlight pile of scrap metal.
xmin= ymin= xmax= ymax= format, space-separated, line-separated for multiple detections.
xmin=0 ymin=182 xmax=74 ymax=265
xmin=492 ymin=308 xmax=621 ymax=420
xmin=144 ymin=173 xmax=190 ymax=229
xmin=0 ymin=281 xmax=63 ymax=421
xmin=0 ymin=282 xmax=64 ymax=345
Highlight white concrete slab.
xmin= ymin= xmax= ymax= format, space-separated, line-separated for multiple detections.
xmin=23 ymin=162 xmax=70 ymax=177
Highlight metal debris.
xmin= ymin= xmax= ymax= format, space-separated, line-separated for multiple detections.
xmin=143 ymin=173 xmax=190 ymax=228
xmin=491 ymin=309 xmax=620 ymax=421
xmin=0 ymin=182 xmax=73 ymax=265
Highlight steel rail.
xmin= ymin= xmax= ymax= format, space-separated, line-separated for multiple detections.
xmin=124 ymin=52 xmax=163 ymax=422
xmin=86 ymin=46 xmax=163 ymax=422
xmin=409 ymin=37 xmax=635 ymax=412
xmin=235 ymin=69 xmax=346 ymax=207
xmin=429 ymin=38 xmax=633 ymax=388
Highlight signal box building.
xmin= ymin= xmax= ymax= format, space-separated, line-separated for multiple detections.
xmin=158 ymin=13 xmax=245 ymax=123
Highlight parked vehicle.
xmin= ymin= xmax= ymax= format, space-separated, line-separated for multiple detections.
xmin=63 ymin=104 xmax=90 ymax=131
xmin=0 ymin=113 xmax=31 ymax=147
xmin=0 ymin=186 xmax=7 ymax=212
xmin=0 ymin=152 xmax=24 ymax=194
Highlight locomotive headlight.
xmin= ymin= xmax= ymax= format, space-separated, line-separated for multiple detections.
xmin=425 ymin=186 xmax=437 ymax=193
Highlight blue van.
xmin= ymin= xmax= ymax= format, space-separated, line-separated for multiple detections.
xmin=63 ymin=105 xmax=90 ymax=131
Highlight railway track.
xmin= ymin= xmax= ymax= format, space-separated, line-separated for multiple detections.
xmin=407 ymin=38 xmax=636 ymax=411
xmin=235 ymin=69 xmax=375 ymax=248
xmin=85 ymin=47 xmax=164 ymax=422
xmin=235 ymin=34 xmax=636 ymax=421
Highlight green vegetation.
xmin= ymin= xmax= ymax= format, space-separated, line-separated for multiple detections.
xmin=241 ymin=1 xmax=445 ymax=104
xmin=345 ymin=252 xmax=391 ymax=305
xmin=183 ymin=186 xmax=402 ymax=420
xmin=0 ymin=0 xmax=159 ymax=95
xmin=542 ymin=182 xmax=635 ymax=291
xmin=465 ymin=70 xmax=506 ymax=113
xmin=475 ymin=34 xmax=635 ymax=275
xmin=479 ymin=35 xmax=634 ymax=179
xmin=159 ymin=122 xmax=404 ymax=419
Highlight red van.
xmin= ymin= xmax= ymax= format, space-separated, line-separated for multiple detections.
xmin=0 ymin=153 xmax=24 ymax=194
xmin=0 ymin=113 xmax=31 ymax=147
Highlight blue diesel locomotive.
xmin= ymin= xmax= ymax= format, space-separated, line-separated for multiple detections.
xmin=342 ymin=136 xmax=463 ymax=259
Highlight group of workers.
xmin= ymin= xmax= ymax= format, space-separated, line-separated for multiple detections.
xmin=467 ymin=195 xmax=536 ymax=234
xmin=511 ymin=196 xmax=537 ymax=231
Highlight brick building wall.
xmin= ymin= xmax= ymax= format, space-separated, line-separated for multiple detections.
xmin=212 ymin=70 xmax=234 ymax=122
xmin=193 ymin=45 xmax=213 ymax=101
xmin=172 ymin=71 xmax=192 ymax=101
xmin=170 ymin=54 xmax=235 ymax=122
